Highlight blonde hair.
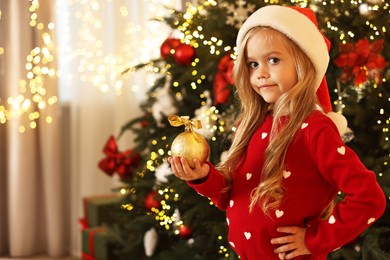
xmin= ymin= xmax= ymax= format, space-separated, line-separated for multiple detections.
xmin=217 ymin=27 xmax=322 ymax=215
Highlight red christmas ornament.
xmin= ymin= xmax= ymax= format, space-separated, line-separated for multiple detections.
xmin=140 ymin=120 xmax=149 ymax=127
xmin=174 ymin=44 xmax=196 ymax=66
xmin=144 ymin=191 xmax=161 ymax=211
xmin=178 ymin=225 xmax=192 ymax=238
xmin=160 ymin=38 xmax=181 ymax=59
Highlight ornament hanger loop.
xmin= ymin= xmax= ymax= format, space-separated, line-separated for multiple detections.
xmin=168 ymin=115 xmax=202 ymax=131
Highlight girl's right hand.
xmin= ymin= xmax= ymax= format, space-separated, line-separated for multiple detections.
xmin=168 ymin=156 xmax=210 ymax=182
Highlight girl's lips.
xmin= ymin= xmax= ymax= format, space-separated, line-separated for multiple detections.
xmin=259 ymin=84 xmax=275 ymax=89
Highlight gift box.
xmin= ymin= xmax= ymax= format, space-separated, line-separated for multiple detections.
xmin=83 ymin=194 xmax=122 ymax=227
xmin=81 ymin=226 xmax=115 ymax=260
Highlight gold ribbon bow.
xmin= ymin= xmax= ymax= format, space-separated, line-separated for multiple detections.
xmin=168 ymin=115 xmax=202 ymax=131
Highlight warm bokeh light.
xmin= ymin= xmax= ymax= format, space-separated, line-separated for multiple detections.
xmin=0 ymin=0 xmax=57 ymax=132
xmin=0 ymin=0 xmax=176 ymax=132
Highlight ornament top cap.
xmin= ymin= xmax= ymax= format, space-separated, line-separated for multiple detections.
xmin=168 ymin=115 xmax=202 ymax=131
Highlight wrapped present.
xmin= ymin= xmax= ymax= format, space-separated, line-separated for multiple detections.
xmin=83 ymin=194 xmax=122 ymax=227
xmin=82 ymin=226 xmax=115 ymax=260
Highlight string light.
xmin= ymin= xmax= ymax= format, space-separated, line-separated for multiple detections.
xmin=0 ymin=0 xmax=58 ymax=131
xmin=149 ymin=188 xmax=179 ymax=231
xmin=58 ymin=0 xmax=175 ymax=95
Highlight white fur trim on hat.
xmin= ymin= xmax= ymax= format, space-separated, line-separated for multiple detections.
xmin=236 ymin=5 xmax=329 ymax=91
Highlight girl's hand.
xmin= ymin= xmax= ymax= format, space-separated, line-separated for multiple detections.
xmin=168 ymin=156 xmax=210 ymax=181
xmin=270 ymin=226 xmax=311 ymax=259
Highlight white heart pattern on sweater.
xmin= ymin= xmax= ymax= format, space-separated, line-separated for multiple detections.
xmin=283 ymin=170 xmax=291 ymax=179
xmin=337 ymin=146 xmax=346 ymax=155
xmin=328 ymin=215 xmax=336 ymax=224
xmin=275 ymin=210 xmax=284 ymax=218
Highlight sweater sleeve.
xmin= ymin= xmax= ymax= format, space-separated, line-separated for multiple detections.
xmin=186 ymin=162 xmax=230 ymax=210
xmin=304 ymin=117 xmax=386 ymax=256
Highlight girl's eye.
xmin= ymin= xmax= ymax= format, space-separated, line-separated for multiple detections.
xmin=268 ymin=57 xmax=280 ymax=65
xmin=248 ymin=61 xmax=259 ymax=69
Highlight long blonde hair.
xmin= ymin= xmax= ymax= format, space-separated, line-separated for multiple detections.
xmin=217 ymin=27 xmax=321 ymax=215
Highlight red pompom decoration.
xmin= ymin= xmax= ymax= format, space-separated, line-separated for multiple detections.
xmin=144 ymin=191 xmax=161 ymax=211
xmin=178 ymin=225 xmax=192 ymax=238
xmin=160 ymin=38 xmax=181 ymax=59
xmin=174 ymin=44 xmax=196 ymax=66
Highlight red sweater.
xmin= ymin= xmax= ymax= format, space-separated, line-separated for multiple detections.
xmin=188 ymin=111 xmax=386 ymax=260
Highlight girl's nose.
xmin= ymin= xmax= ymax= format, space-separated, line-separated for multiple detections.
xmin=256 ymin=66 xmax=269 ymax=79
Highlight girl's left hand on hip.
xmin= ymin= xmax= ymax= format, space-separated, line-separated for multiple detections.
xmin=270 ymin=226 xmax=311 ymax=259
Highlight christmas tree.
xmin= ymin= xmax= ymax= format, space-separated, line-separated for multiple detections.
xmin=97 ymin=0 xmax=390 ymax=259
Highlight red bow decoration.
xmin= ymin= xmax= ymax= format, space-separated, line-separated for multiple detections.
xmin=334 ymin=39 xmax=386 ymax=86
xmin=98 ymin=135 xmax=140 ymax=178
xmin=213 ymin=54 xmax=235 ymax=105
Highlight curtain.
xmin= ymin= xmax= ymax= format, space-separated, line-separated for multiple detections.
xmin=0 ymin=0 xmax=67 ymax=257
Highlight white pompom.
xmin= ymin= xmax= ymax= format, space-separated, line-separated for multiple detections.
xmin=220 ymin=150 xmax=229 ymax=162
xmin=326 ymin=112 xmax=348 ymax=136
xmin=144 ymin=227 xmax=158 ymax=257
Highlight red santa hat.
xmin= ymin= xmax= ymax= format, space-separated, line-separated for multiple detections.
xmin=237 ymin=5 xmax=347 ymax=134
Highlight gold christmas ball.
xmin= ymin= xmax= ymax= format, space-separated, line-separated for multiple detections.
xmin=171 ymin=130 xmax=210 ymax=168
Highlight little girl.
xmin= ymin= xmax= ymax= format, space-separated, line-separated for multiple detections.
xmin=168 ymin=5 xmax=386 ymax=260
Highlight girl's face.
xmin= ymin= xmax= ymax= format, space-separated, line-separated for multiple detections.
xmin=246 ymin=29 xmax=298 ymax=104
